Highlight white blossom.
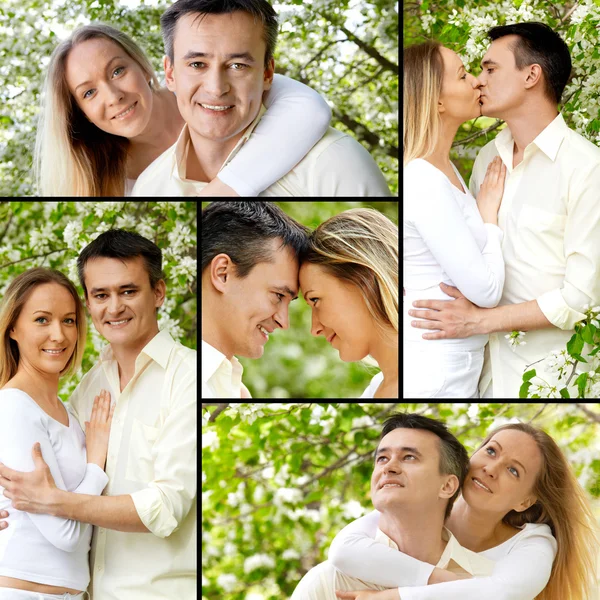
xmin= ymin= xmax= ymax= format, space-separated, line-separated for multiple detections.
xmin=216 ymin=573 xmax=238 ymax=593
xmin=243 ymin=554 xmax=275 ymax=574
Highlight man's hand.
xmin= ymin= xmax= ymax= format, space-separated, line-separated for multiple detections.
xmin=408 ymin=283 xmax=483 ymax=340
xmin=0 ymin=509 xmax=8 ymax=530
xmin=0 ymin=443 xmax=59 ymax=514
xmin=335 ymin=589 xmax=400 ymax=600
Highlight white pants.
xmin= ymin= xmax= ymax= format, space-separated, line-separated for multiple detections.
xmin=403 ymin=342 xmax=484 ymax=398
xmin=0 ymin=589 xmax=87 ymax=600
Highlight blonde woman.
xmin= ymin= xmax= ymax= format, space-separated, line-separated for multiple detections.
xmin=35 ymin=21 xmax=331 ymax=196
xmin=0 ymin=268 xmax=113 ymax=600
xmin=298 ymin=208 xmax=398 ymax=398
xmin=403 ymin=41 xmax=508 ymax=398
xmin=332 ymin=422 xmax=600 ymax=600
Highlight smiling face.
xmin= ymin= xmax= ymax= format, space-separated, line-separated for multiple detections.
xmin=203 ymin=238 xmax=300 ymax=360
xmin=464 ymin=429 xmax=543 ymax=515
xmin=478 ymin=36 xmax=528 ymax=118
xmin=438 ymin=46 xmax=482 ymax=122
xmin=299 ymin=263 xmax=377 ymax=362
xmin=370 ymin=428 xmax=458 ymax=519
xmin=64 ymin=37 xmax=155 ymax=138
xmin=164 ymin=11 xmax=274 ymax=145
xmin=9 ymin=283 xmax=78 ymax=378
xmin=83 ymin=256 xmax=165 ymax=353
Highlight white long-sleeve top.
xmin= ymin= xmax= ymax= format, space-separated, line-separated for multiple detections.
xmin=403 ymin=158 xmax=505 ymax=349
xmin=328 ymin=509 xmax=557 ymax=600
xmin=0 ymin=388 xmax=108 ymax=591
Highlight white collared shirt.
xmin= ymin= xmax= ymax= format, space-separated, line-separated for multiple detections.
xmin=291 ymin=526 xmax=493 ymax=600
xmin=68 ymin=329 xmax=197 ymax=600
xmin=201 ymin=340 xmax=244 ymax=399
xmin=470 ymin=113 xmax=600 ymax=397
xmin=131 ymin=109 xmax=392 ymax=197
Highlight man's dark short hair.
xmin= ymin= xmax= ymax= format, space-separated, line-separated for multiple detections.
xmin=161 ymin=0 xmax=279 ymax=69
xmin=202 ymin=202 xmax=310 ymax=279
xmin=488 ymin=22 xmax=572 ymax=105
xmin=379 ymin=412 xmax=469 ymax=521
xmin=77 ymin=229 xmax=165 ymax=298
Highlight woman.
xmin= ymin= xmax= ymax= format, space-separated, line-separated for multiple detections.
xmin=330 ymin=422 xmax=599 ymax=600
xmin=34 ymin=23 xmax=332 ymax=196
xmin=403 ymin=41 xmax=508 ymax=398
xmin=0 ymin=268 xmax=114 ymax=600
xmin=299 ymin=208 xmax=398 ymax=398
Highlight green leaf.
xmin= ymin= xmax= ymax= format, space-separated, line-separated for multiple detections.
xmin=567 ymin=333 xmax=584 ymax=356
xmin=575 ymin=372 xmax=589 ymax=398
xmin=83 ymin=213 xmax=95 ymax=228
xmin=519 ymin=381 xmax=532 ymax=398
xmin=559 ymin=387 xmax=570 ymax=398
xmin=581 ymin=324 xmax=595 ymax=344
xmin=523 ymin=369 xmax=537 ymax=382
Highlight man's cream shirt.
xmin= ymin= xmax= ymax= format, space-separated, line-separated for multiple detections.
xmin=290 ymin=527 xmax=494 ymax=599
xmin=470 ymin=113 xmax=600 ymax=398
xmin=131 ymin=105 xmax=392 ymax=197
xmin=68 ymin=329 xmax=197 ymax=600
xmin=201 ymin=339 xmax=244 ymax=399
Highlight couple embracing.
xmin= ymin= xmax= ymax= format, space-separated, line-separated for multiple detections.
xmin=201 ymin=201 xmax=398 ymax=399
xmin=403 ymin=22 xmax=600 ymax=398
xmin=0 ymin=230 xmax=196 ymax=599
xmin=291 ymin=412 xmax=599 ymax=600
xmin=35 ymin=0 xmax=391 ymax=197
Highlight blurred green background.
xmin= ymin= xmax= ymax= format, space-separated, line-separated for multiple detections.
xmin=201 ymin=201 xmax=398 ymax=399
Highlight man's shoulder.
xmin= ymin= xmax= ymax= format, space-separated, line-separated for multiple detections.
xmin=131 ymin=141 xmax=178 ymax=196
xmin=264 ymin=127 xmax=391 ymax=196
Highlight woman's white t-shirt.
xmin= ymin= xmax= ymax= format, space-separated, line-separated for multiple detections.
xmin=0 ymin=389 xmax=108 ymax=591
xmin=403 ymin=158 xmax=505 ymax=351
xmin=328 ymin=509 xmax=557 ymax=600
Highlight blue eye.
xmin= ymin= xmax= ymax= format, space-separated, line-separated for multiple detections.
xmin=113 ymin=66 xmax=125 ymax=77
xmin=309 ymin=297 xmax=319 ymax=306
xmin=486 ymin=447 xmax=495 ymax=456
xmin=35 ymin=317 xmax=48 ymax=324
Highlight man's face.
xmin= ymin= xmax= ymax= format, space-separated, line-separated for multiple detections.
xmin=205 ymin=238 xmax=299 ymax=360
xmin=164 ymin=11 xmax=275 ymax=144
xmin=478 ymin=36 xmax=527 ymax=118
xmin=83 ymin=256 xmax=165 ymax=350
xmin=370 ymin=428 xmax=456 ymax=518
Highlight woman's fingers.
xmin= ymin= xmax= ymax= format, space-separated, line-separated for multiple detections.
xmin=90 ymin=395 xmax=99 ymax=422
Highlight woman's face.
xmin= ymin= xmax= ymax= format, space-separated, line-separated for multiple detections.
xmin=9 ymin=283 xmax=79 ymax=378
xmin=299 ymin=262 xmax=375 ymax=362
xmin=463 ymin=429 xmax=543 ymax=516
xmin=438 ymin=46 xmax=482 ymax=123
xmin=65 ymin=37 xmax=154 ymax=139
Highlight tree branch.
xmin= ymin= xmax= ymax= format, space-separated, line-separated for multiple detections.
xmin=575 ymin=403 xmax=600 ymax=424
xmin=452 ymin=119 xmax=505 ymax=148
xmin=333 ymin=109 xmax=398 ymax=159
xmin=0 ymin=247 xmax=68 ymax=269
xmin=202 ymin=403 xmax=230 ymax=422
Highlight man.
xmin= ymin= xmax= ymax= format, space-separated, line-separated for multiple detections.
xmin=290 ymin=413 xmax=494 ymax=600
xmin=0 ymin=230 xmax=197 ymax=599
xmin=132 ymin=0 xmax=391 ymax=197
xmin=202 ymin=201 xmax=309 ymax=398
xmin=407 ymin=22 xmax=600 ymax=397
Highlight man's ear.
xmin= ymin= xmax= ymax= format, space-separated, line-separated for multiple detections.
xmin=164 ymin=55 xmax=176 ymax=93
xmin=210 ymin=254 xmax=233 ymax=293
xmin=263 ymin=57 xmax=275 ymax=92
xmin=154 ymin=279 xmax=167 ymax=309
xmin=524 ymin=64 xmax=543 ymax=91
xmin=439 ymin=474 xmax=459 ymax=500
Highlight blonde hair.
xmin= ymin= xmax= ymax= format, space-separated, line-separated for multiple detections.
xmin=403 ymin=41 xmax=444 ymax=166
xmin=0 ymin=268 xmax=87 ymax=387
xmin=34 ymin=24 xmax=161 ymax=196
xmin=300 ymin=208 xmax=398 ymax=340
xmin=477 ymin=423 xmax=600 ymax=600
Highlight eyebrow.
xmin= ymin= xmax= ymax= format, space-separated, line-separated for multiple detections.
xmin=33 ymin=310 xmax=76 ymax=316
xmin=182 ymin=51 xmax=256 ymax=64
xmin=490 ymin=440 xmax=527 ymax=474
xmin=303 ymin=289 xmax=314 ymax=301
xmin=89 ymin=283 xmax=140 ymax=295
xmin=274 ymin=285 xmax=298 ymax=301
xmin=375 ymin=446 xmax=423 ymax=458
xmin=481 ymin=59 xmax=499 ymax=68
xmin=75 ymin=56 xmax=126 ymax=92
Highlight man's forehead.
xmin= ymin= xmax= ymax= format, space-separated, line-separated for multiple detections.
xmin=380 ymin=427 xmax=439 ymax=450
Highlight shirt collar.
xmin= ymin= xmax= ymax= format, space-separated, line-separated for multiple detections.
xmin=201 ymin=339 xmax=243 ymax=384
xmin=495 ymin=112 xmax=567 ymax=163
xmin=174 ymin=104 xmax=268 ymax=182
xmin=98 ymin=329 xmax=175 ymax=370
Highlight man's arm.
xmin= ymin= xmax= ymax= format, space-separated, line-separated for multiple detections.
xmin=54 ymin=490 xmax=149 ymax=533
xmin=409 ymin=283 xmax=553 ymax=340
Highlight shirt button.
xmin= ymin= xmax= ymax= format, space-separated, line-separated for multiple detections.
xmin=96 ymin=565 xmax=103 ymax=572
